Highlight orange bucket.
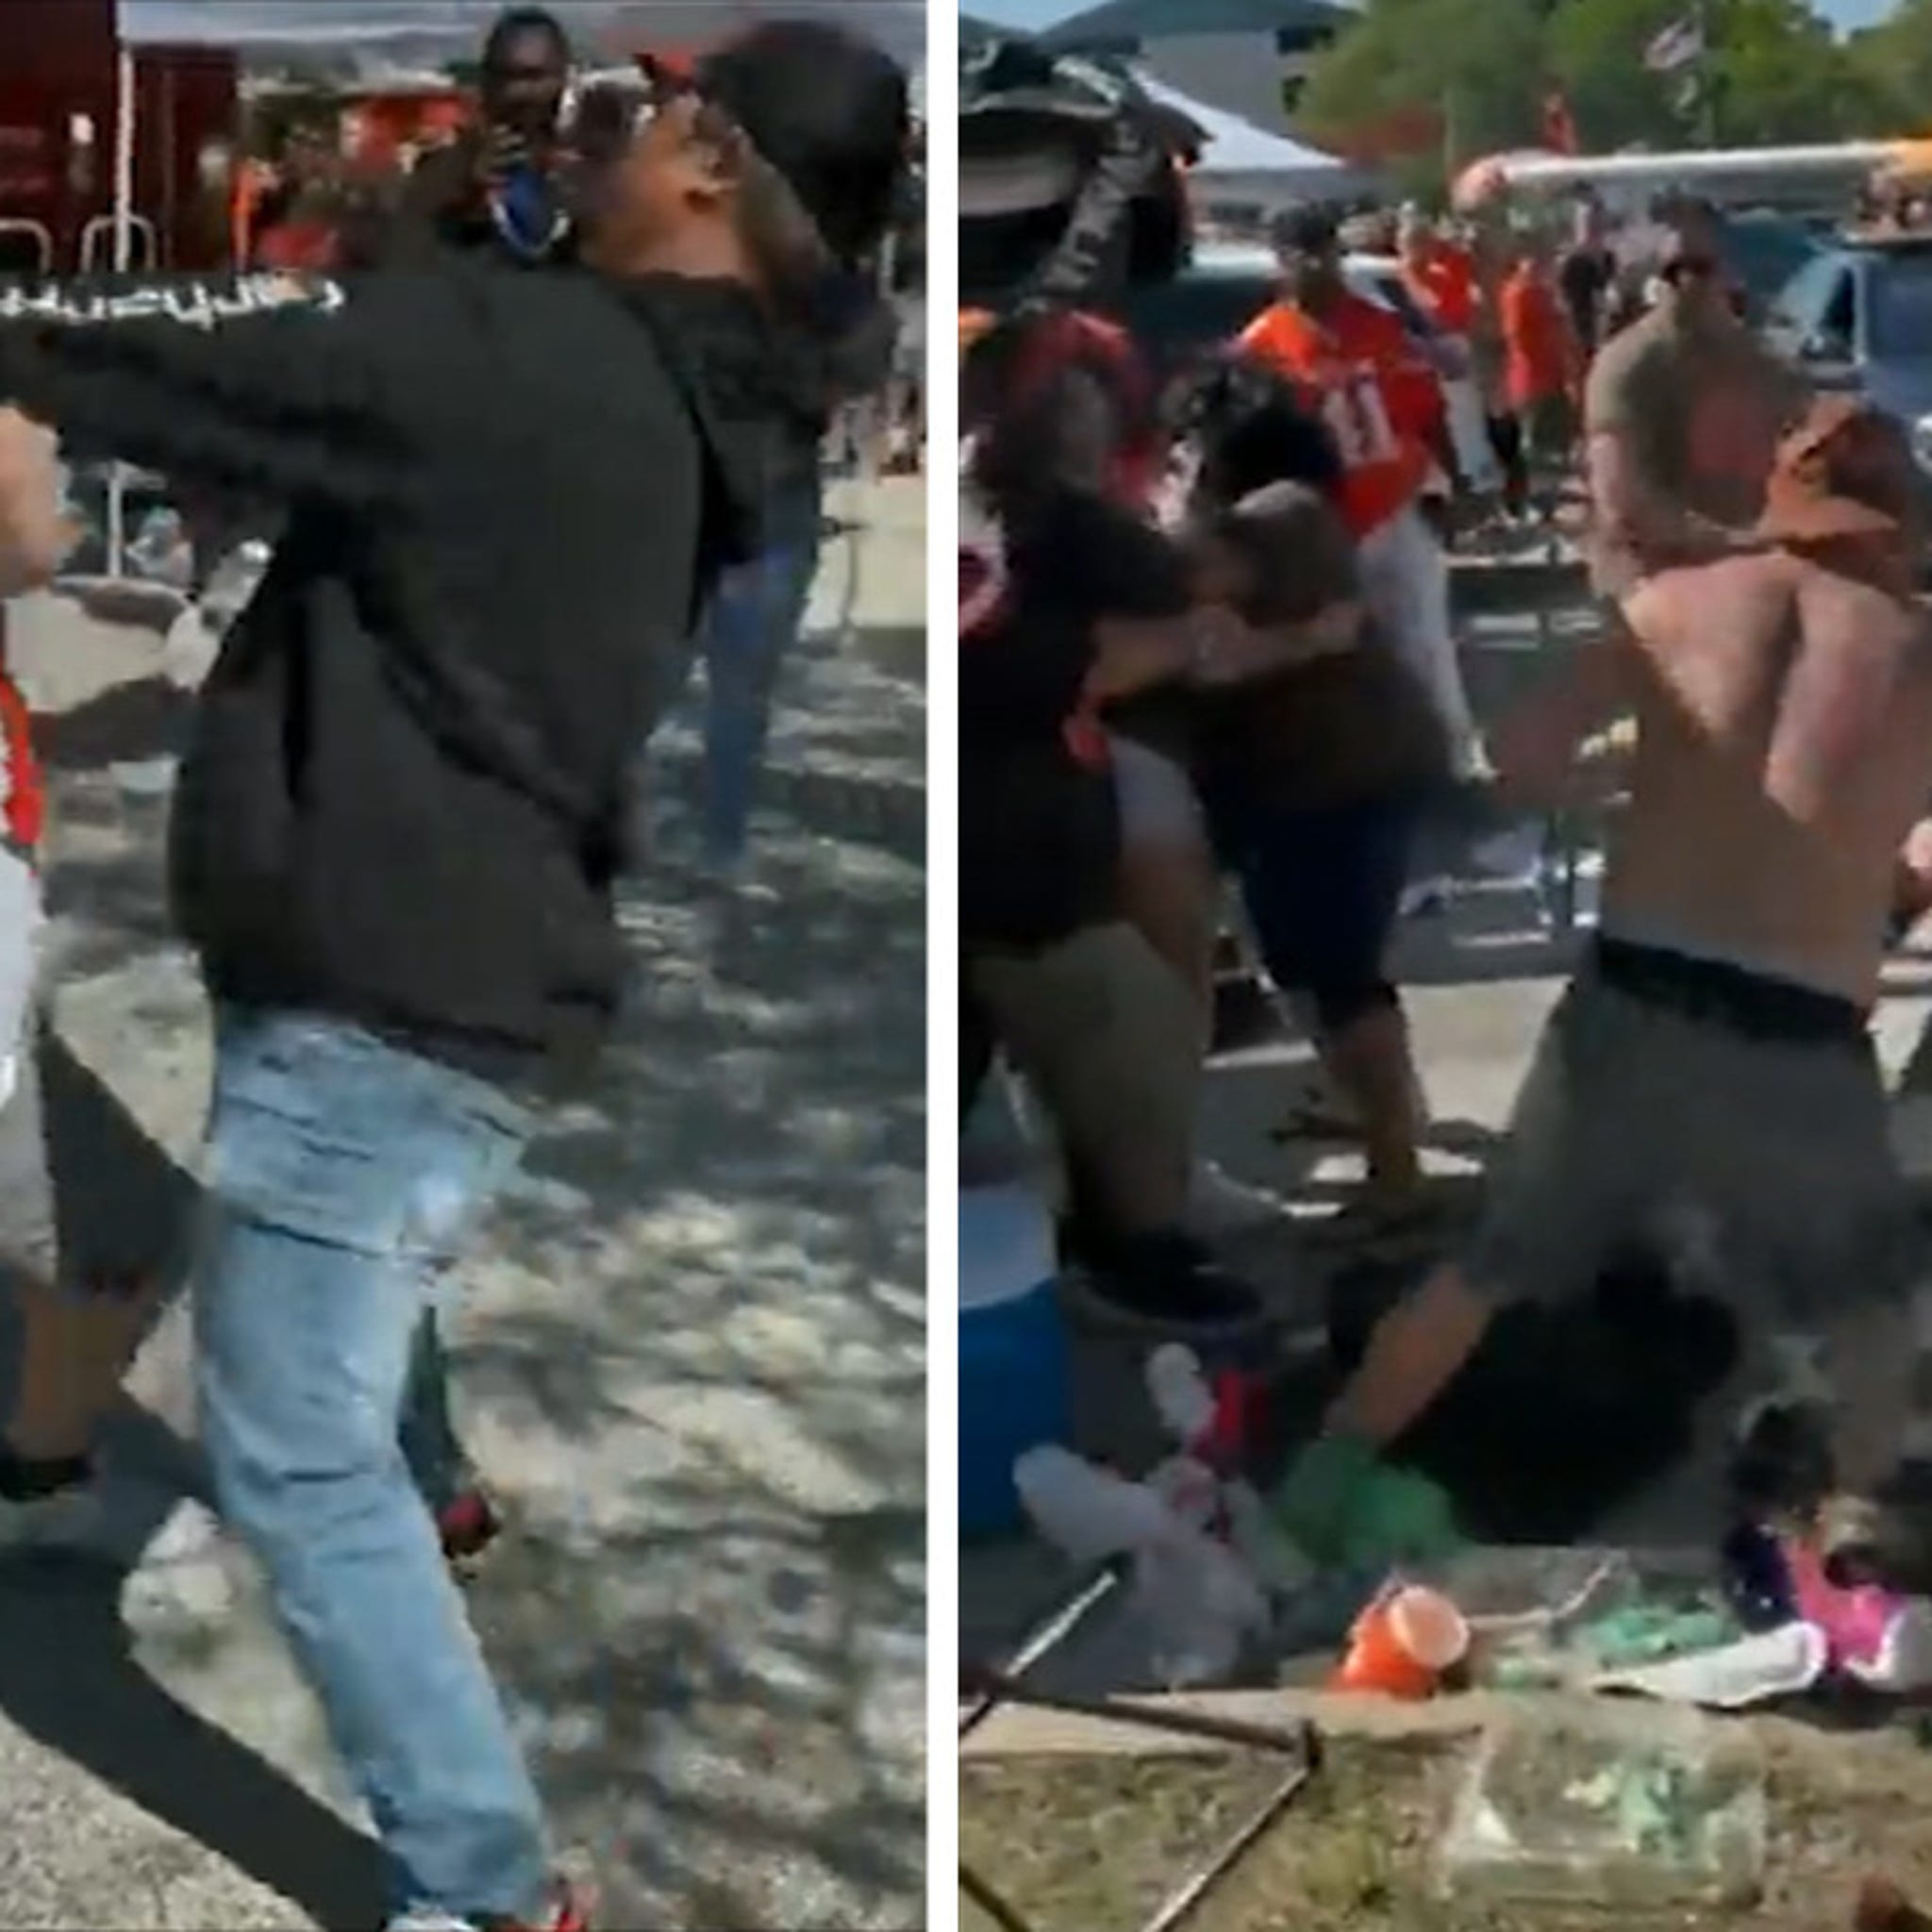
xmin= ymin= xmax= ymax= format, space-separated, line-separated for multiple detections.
xmin=1331 ymin=1585 xmax=1469 ymax=1700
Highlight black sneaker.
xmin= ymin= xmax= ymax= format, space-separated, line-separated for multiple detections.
xmin=435 ymin=1489 xmax=503 ymax=1573
xmin=0 ymin=1445 xmax=101 ymax=1551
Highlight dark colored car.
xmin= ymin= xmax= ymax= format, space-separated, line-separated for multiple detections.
xmin=1714 ymin=208 xmax=1821 ymax=323
xmin=1761 ymin=232 xmax=1932 ymax=472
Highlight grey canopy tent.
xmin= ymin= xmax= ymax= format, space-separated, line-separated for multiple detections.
xmin=118 ymin=3 xmax=924 ymax=62
xmin=93 ymin=2 xmax=919 ymax=583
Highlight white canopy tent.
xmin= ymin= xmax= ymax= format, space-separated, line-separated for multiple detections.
xmin=1136 ymin=72 xmax=1370 ymax=211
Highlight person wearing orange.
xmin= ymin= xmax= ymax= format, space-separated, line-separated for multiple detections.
xmin=1400 ymin=210 xmax=1477 ymax=338
xmin=1500 ymin=231 xmax=1581 ymax=499
xmin=1398 ymin=207 xmax=1501 ymax=499
xmin=1240 ymin=206 xmax=1479 ymax=777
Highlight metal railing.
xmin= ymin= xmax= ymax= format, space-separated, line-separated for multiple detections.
xmin=78 ymin=214 xmax=156 ymax=275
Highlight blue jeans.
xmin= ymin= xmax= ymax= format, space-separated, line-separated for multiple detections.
xmin=193 ymin=1009 xmax=547 ymax=1922
xmin=400 ymin=1312 xmax=470 ymax=1515
xmin=694 ymin=478 xmax=823 ymax=864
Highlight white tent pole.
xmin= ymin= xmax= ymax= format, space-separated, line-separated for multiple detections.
xmin=108 ymin=42 xmax=137 ymax=579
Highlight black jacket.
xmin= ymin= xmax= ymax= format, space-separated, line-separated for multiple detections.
xmin=0 ymin=263 xmax=779 ymax=1075
xmin=763 ymin=271 xmax=898 ymax=505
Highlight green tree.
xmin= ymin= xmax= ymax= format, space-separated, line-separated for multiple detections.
xmin=1549 ymin=0 xmax=1888 ymax=148
xmin=1308 ymin=0 xmax=1889 ymax=190
xmin=1298 ymin=0 xmax=1550 ymax=192
xmin=1710 ymin=0 xmax=1867 ymax=142
xmin=1545 ymin=0 xmax=1693 ymax=150
xmin=1844 ymin=0 xmax=1932 ymax=134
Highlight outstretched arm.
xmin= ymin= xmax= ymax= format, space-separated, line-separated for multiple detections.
xmin=0 ymin=272 xmax=419 ymax=508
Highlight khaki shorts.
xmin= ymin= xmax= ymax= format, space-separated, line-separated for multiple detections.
xmin=971 ymin=920 xmax=1199 ymax=1233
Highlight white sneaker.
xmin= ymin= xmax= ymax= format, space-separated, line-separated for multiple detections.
xmin=0 ymin=1482 xmax=104 ymax=1552
xmin=120 ymin=1497 xmax=236 ymax=1639
xmin=1187 ymin=1161 xmax=1287 ymax=1235
xmin=1468 ymin=824 xmax=1544 ymax=884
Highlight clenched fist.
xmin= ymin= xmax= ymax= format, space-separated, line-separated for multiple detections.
xmin=0 ymin=408 xmax=75 ymax=599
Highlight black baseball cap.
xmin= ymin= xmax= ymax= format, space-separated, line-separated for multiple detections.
xmin=695 ymin=21 xmax=911 ymax=267
xmin=1269 ymin=204 xmax=1341 ymax=258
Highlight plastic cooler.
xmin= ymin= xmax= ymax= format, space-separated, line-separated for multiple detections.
xmin=959 ymin=1181 xmax=1068 ymax=1540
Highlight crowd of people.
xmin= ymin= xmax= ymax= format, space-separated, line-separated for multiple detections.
xmin=959 ymin=188 xmax=1631 ymax=1261
xmin=962 ymin=166 xmax=1932 ymax=1592
xmin=0 ymin=8 xmax=911 ymax=1929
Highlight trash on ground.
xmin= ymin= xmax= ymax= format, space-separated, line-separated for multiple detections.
xmin=1331 ymin=1584 xmax=1469 ymax=1699
xmin=198 ymin=539 xmax=274 ymax=635
xmin=1570 ymin=1597 xmax=1743 ymax=1672
xmin=1400 ymin=1545 xmax=1630 ymax=1633
xmin=1781 ymin=1538 xmax=1932 ymax=1690
xmin=1013 ymin=1444 xmax=1271 ymax=1687
xmin=1437 ymin=1710 xmax=1767 ymax=1911
xmin=1589 ymin=1620 xmax=1827 ymax=1708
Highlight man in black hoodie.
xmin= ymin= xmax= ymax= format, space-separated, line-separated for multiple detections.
xmin=0 ymin=24 xmax=909 ymax=1932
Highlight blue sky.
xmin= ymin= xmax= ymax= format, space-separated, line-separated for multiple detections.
xmin=965 ymin=0 xmax=1899 ymax=30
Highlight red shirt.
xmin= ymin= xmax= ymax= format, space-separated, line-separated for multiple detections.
xmin=1502 ymin=265 xmax=1575 ymax=408
xmin=0 ymin=667 xmax=44 ymax=855
xmin=255 ymin=221 xmax=340 ymax=272
xmin=1404 ymin=242 xmax=1478 ymax=335
xmin=1237 ymin=292 xmax=1441 ymax=538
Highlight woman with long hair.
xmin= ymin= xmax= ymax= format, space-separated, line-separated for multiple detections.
xmin=959 ymin=308 xmax=1212 ymax=1252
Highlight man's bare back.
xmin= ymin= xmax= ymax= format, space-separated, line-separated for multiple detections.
xmin=1611 ymin=549 xmax=1932 ymax=1003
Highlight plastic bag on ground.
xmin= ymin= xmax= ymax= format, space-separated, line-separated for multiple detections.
xmin=1013 ymin=1445 xmax=1269 ymax=1688
xmin=1438 ymin=1708 xmax=1767 ymax=1912
xmin=1590 ymin=1620 xmax=1826 ymax=1708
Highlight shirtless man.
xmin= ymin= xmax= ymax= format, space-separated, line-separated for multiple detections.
xmin=1274 ymin=397 xmax=1932 ymax=1589
xmin=1585 ymin=207 xmax=1800 ymax=600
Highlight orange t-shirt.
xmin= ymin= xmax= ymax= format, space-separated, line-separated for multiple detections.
xmin=1501 ymin=267 xmax=1574 ymax=408
xmin=1404 ymin=242 xmax=1477 ymax=336
xmin=1237 ymin=292 xmax=1439 ymax=538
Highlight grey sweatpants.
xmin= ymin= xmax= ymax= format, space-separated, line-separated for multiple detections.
xmin=1464 ymin=935 xmax=1926 ymax=1482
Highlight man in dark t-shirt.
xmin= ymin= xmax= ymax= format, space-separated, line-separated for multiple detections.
xmin=962 ymin=480 xmax=1208 ymax=1239
xmin=1557 ymin=196 xmax=1615 ymax=360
